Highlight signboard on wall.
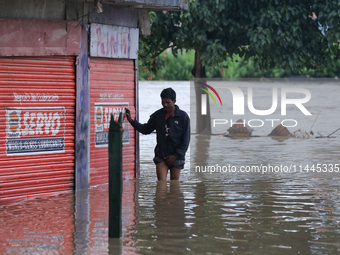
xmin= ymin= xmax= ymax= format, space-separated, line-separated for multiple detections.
xmin=94 ymin=102 xmax=129 ymax=147
xmin=90 ymin=23 xmax=139 ymax=59
xmin=5 ymin=107 xmax=66 ymax=156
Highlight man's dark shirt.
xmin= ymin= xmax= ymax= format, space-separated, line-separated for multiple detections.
xmin=130 ymin=105 xmax=190 ymax=160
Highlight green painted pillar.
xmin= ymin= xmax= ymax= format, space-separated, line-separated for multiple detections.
xmin=108 ymin=113 xmax=123 ymax=238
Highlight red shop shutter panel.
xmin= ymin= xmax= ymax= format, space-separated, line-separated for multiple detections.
xmin=0 ymin=56 xmax=76 ymax=203
xmin=90 ymin=58 xmax=135 ymax=186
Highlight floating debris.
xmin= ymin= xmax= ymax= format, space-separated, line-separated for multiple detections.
xmin=291 ymin=129 xmax=311 ymax=139
xmin=227 ymin=119 xmax=253 ymax=137
xmin=268 ymin=124 xmax=291 ymax=137
xmin=268 ymin=124 xmax=311 ymax=139
xmin=222 ymin=123 xmax=337 ymax=139
xmin=314 ymin=127 xmax=339 ymax=138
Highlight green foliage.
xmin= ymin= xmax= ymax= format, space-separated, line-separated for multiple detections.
xmin=139 ymin=50 xmax=224 ymax=80
xmin=157 ymin=50 xmax=195 ymax=80
xmin=139 ymin=50 xmax=194 ymax=80
xmin=221 ymin=55 xmax=295 ymax=78
xmin=139 ymin=1 xmax=340 ymax=75
xmin=139 ymin=50 xmax=340 ymax=80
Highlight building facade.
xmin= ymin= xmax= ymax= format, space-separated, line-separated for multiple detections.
xmin=0 ymin=0 xmax=187 ymax=203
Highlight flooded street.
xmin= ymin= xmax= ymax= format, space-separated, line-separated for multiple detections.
xmin=1 ymin=81 xmax=340 ymax=254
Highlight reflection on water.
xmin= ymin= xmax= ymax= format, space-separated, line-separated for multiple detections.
xmin=136 ymin=181 xmax=188 ymax=254
xmin=0 ymin=192 xmax=75 ymax=254
xmin=1 ymin=81 xmax=340 ymax=254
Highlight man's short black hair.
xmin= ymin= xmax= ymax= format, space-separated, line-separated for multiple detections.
xmin=160 ymin=88 xmax=176 ymax=101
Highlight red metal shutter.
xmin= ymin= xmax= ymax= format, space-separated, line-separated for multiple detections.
xmin=89 ymin=58 xmax=135 ymax=186
xmin=0 ymin=56 xmax=76 ymax=203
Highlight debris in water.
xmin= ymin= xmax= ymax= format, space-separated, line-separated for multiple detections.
xmin=268 ymin=124 xmax=291 ymax=137
xmin=291 ymin=129 xmax=311 ymax=139
xmin=227 ymin=119 xmax=253 ymax=137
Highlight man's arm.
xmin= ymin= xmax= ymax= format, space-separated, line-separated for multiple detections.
xmin=125 ymin=108 xmax=156 ymax=135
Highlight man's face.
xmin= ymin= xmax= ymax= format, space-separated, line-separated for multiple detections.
xmin=161 ymin=98 xmax=176 ymax=112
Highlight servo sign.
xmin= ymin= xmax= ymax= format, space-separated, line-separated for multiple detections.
xmin=5 ymin=107 xmax=66 ymax=156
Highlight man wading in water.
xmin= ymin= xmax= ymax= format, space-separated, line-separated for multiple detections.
xmin=125 ymin=88 xmax=190 ymax=181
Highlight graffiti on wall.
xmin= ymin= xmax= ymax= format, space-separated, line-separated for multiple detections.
xmin=90 ymin=24 xmax=139 ymax=59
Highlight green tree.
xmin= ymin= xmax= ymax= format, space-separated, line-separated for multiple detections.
xmin=140 ymin=0 xmax=340 ymax=76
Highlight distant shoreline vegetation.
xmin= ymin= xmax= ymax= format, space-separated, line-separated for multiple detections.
xmin=139 ymin=50 xmax=340 ymax=81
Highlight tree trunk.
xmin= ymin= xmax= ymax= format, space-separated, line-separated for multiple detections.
xmin=192 ymin=50 xmax=211 ymax=134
